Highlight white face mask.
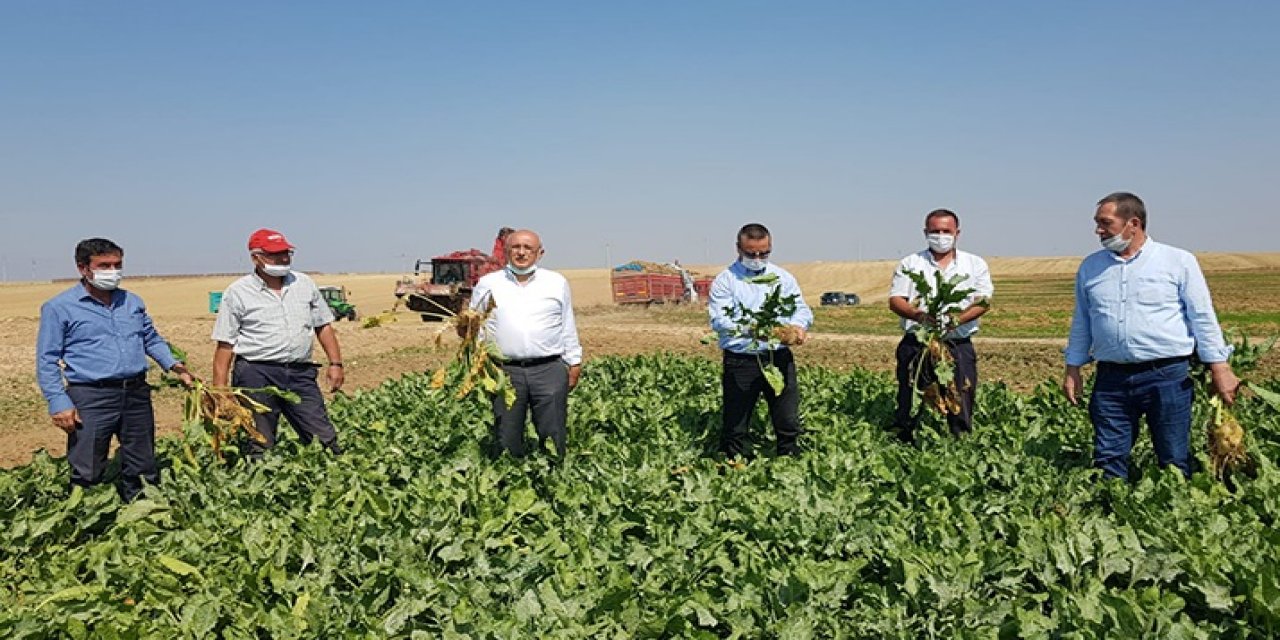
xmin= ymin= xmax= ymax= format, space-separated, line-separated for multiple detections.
xmin=740 ymin=258 xmax=768 ymax=272
xmin=88 ymin=269 xmax=123 ymax=291
xmin=926 ymin=233 xmax=955 ymax=254
xmin=508 ymin=263 xmax=537 ymax=276
xmin=260 ymin=263 xmax=292 ymax=278
xmin=1100 ymin=229 xmax=1132 ymax=253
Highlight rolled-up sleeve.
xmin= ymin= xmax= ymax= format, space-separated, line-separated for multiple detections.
xmin=1181 ymin=255 xmax=1232 ymax=363
xmin=889 ymin=259 xmax=914 ymax=299
xmin=36 ymin=302 xmax=74 ymax=415
xmin=311 ymin=285 xmax=335 ymax=327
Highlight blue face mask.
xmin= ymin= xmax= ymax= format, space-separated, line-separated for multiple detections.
xmin=508 ymin=263 xmax=537 ymax=276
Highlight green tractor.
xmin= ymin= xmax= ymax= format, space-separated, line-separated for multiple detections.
xmin=319 ymin=286 xmax=358 ymax=321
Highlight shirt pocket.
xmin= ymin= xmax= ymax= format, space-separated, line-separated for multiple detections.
xmin=1135 ymin=275 xmax=1178 ymax=306
xmin=115 ymin=310 xmax=146 ymax=338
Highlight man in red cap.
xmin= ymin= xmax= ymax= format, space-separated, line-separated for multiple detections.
xmin=211 ymin=228 xmax=345 ymax=457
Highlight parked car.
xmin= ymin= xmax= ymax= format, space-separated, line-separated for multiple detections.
xmin=820 ymin=291 xmax=861 ymax=306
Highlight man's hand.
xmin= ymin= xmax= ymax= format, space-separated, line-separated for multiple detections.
xmin=790 ymin=325 xmax=808 ymax=346
xmin=1208 ymin=362 xmax=1240 ymax=405
xmin=1062 ymin=365 xmax=1084 ymax=405
xmin=326 ymin=364 xmax=345 ymax=393
xmin=51 ymin=409 xmax=80 ymax=434
xmin=568 ymin=364 xmax=582 ymax=391
xmin=171 ymin=364 xmax=197 ymax=388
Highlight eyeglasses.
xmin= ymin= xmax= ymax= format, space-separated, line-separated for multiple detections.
xmin=740 ymin=250 xmax=771 ymax=259
xmin=256 ymin=250 xmax=294 ymax=262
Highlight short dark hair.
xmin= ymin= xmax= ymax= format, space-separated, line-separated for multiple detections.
xmin=736 ymin=223 xmax=771 ymax=244
xmin=75 ymin=238 xmax=124 ymax=266
xmin=924 ymin=209 xmax=960 ymax=228
xmin=1097 ymin=192 xmax=1147 ymax=229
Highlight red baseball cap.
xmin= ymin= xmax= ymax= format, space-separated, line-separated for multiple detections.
xmin=247 ymin=229 xmax=294 ymax=253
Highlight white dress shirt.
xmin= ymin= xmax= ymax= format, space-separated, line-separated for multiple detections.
xmin=470 ymin=268 xmax=583 ymax=366
xmin=1065 ymin=239 xmax=1231 ymax=366
xmin=211 ymin=271 xmax=334 ymax=362
xmin=889 ymin=249 xmax=993 ymax=339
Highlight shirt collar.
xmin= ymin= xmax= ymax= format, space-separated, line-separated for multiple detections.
xmin=251 ymin=270 xmax=295 ymax=290
xmin=76 ymin=281 xmax=121 ymax=306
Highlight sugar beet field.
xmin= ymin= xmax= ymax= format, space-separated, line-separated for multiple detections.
xmin=4 ymin=354 xmax=1280 ymax=638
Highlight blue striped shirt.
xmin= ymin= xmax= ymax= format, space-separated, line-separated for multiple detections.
xmin=1065 ymin=240 xmax=1231 ymax=367
xmin=709 ymin=261 xmax=813 ymax=354
xmin=36 ymin=284 xmax=179 ymax=414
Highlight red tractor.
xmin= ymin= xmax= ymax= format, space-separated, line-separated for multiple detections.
xmin=396 ymin=228 xmax=513 ymax=321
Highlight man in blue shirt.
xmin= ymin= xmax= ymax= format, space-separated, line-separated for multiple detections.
xmin=1063 ymin=192 xmax=1239 ymax=480
xmin=709 ymin=223 xmax=814 ymax=458
xmin=36 ymin=238 xmax=194 ymax=500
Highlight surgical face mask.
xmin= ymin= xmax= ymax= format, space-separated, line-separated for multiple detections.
xmin=508 ymin=263 xmax=537 ymax=276
xmin=1100 ymin=224 xmax=1133 ymax=253
xmin=260 ymin=263 xmax=292 ymax=278
xmin=740 ymin=258 xmax=768 ymax=272
xmin=926 ymin=233 xmax=955 ymax=254
xmin=87 ymin=269 xmax=122 ymax=291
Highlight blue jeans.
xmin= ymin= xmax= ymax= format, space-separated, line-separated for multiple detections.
xmin=1089 ymin=359 xmax=1194 ymax=480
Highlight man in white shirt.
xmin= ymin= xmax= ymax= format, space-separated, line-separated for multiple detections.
xmin=469 ymin=229 xmax=582 ymax=458
xmin=888 ymin=209 xmax=993 ymax=442
xmin=211 ymin=228 xmax=345 ymax=457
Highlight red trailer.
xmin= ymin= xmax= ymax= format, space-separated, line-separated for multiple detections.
xmin=611 ymin=269 xmax=715 ymax=305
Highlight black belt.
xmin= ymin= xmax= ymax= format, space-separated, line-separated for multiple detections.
xmin=723 ymin=348 xmax=788 ymax=361
xmin=237 ymin=358 xmax=318 ymax=370
xmin=1098 ymin=356 xmax=1189 ymax=373
xmin=69 ymin=374 xmax=148 ymax=389
xmin=502 ymin=355 xmax=561 ymax=367
xmin=903 ymin=333 xmax=971 ymax=345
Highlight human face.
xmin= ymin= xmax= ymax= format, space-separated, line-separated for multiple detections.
xmin=253 ymin=250 xmax=294 ymax=268
xmin=506 ymin=232 xmax=543 ymax=271
xmin=78 ymin=253 xmax=123 ymax=280
xmin=737 ymin=236 xmax=772 ymax=261
xmin=924 ymin=215 xmax=959 ymax=238
xmin=1094 ymin=203 xmax=1137 ymax=242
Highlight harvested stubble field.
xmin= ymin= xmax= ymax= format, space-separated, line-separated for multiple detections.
xmin=1 ymin=254 xmax=1277 ymax=469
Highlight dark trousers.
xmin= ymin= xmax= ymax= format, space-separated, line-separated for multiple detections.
xmin=893 ymin=333 xmax=978 ymax=439
xmin=233 ymin=359 xmax=340 ymax=457
xmin=1089 ymin=358 xmax=1193 ymax=480
xmin=720 ymin=349 xmax=802 ymax=458
xmin=65 ymin=382 xmax=157 ymax=501
xmin=492 ymin=359 xmax=570 ymax=458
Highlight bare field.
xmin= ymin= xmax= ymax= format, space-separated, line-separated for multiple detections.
xmin=2 ymin=253 xmax=1278 ymax=469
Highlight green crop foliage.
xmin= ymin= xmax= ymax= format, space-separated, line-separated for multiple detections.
xmin=3 ymin=355 xmax=1280 ymax=637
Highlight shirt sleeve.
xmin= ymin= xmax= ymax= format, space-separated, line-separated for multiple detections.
xmin=971 ymin=257 xmax=994 ymax=299
xmin=138 ymin=299 xmax=179 ymax=371
xmin=708 ymin=272 xmax=736 ymax=336
xmin=1180 ymin=254 xmax=1232 ymax=363
xmin=1064 ymin=263 xmax=1094 ymax=367
xmin=35 ymin=301 xmax=74 ymax=415
xmin=889 ymin=258 xmax=914 ymax=299
xmin=784 ymin=273 xmax=813 ymax=329
xmin=311 ymin=283 xmax=335 ymax=327
xmin=210 ymin=287 xmax=241 ymax=344
xmin=559 ymin=279 xmax=583 ymax=366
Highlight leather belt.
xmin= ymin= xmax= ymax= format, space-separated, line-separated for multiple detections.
xmin=237 ymin=358 xmax=318 ymax=369
xmin=69 ymin=374 xmax=148 ymax=389
xmin=502 ymin=355 xmax=561 ymax=367
xmin=1097 ymin=356 xmax=1189 ymax=373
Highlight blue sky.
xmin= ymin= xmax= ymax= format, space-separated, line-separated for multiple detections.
xmin=2 ymin=1 xmax=1278 ymax=279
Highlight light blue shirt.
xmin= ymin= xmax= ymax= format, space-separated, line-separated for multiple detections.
xmin=1065 ymin=239 xmax=1231 ymax=367
xmin=36 ymin=283 xmax=179 ymax=414
xmin=709 ymin=261 xmax=813 ymax=354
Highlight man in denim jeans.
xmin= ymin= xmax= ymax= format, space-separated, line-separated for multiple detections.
xmin=1062 ymin=192 xmax=1239 ymax=480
